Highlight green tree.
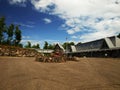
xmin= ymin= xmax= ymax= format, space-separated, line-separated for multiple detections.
xmin=14 ymin=26 xmax=21 ymax=46
xmin=62 ymin=42 xmax=75 ymax=49
xmin=69 ymin=42 xmax=75 ymax=46
xmin=25 ymin=41 xmax=31 ymax=48
xmin=117 ymin=33 xmax=120 ymax=38
xmin=7 ymin=24 xmax=14 ymax=45
xmin=48 ymin=44 xmax=54 ymax=49
xmin=43 ymin=41 xmax=48 ymax=49
xmin=62 ymin=42 xmax=69 ymax=49
xmin=0 ymin=17 xmax=23 ymax=47
xmin=18 ymin=43 xmax=23 ymax=48
xmin=0 ymin=16 xmax=6 ymax=44
xmin=36 ymin=44 xmax=40 ymax=49
xmin=32 ymin=43 xmax=40 ymax=49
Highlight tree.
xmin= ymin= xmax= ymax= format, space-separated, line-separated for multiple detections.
xmin=69 ymin=42 xmax=75 ymax=46
xmin=36 ymin=44 xmax=40 ymax=49
xmin=117 ymin=33 xmax=120 ymax=38
xmin=7 ymin=24 xmax=14 ymax=45
xmin=0 ymin=16 xmax=6 ymax=44
xmin=32 ymin=43 xmax=40 ymax=49
xmin=62 ymin=42 xmax=75 ymax=49
xmin=18 ymin=43 xmax=23 ymax=48
xmin=0 ymin=16 xmax=23 ymax=47
xmin=14 ymin=26 xmax=22 ymax=46
xmin=24 ymin=41 xmax=31 ymax=48
xmin=43 ymin=41 xmax=48 ymax=49
xmin=62 ymin=42 xmax=69 ymax=49
xmin=48 ymin=44 xmax=54 ymax=49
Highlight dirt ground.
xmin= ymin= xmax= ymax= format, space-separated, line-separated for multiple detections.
xmin=0 ymin=57 xmax=120 ymax=90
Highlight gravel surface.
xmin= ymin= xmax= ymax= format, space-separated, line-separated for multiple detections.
xmin=0 ymin=57 xmax=120 ymax=90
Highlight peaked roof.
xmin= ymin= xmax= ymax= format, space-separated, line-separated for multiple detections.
xmin=54 ymin=43 xmax=65 ymax=51
xmin=71 ymin=45 xmax=77 ymax=52
xmin=105 ymin=36 xmax=120 ymax=48
xmin=74 ymin=36 xmax=120 ymax=52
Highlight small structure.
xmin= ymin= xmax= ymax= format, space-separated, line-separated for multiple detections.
xmin=54 ymin=43 xmax=65 ymax=53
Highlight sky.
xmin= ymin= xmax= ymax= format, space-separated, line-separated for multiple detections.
xmin=0 ymin=0 xmax=120 ymax=48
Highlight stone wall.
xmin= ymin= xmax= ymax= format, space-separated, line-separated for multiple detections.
xmin=0 ymin=45 xmax=41 ymax=57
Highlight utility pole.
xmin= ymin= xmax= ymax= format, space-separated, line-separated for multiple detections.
xmin=65 ymin=36 xmax=69 ymax=58
xmin=66 ymin=37 xmax=68 ymax=53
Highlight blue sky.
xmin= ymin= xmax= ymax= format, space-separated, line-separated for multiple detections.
xmin=0 ymin=0 xmax=120 ymax=48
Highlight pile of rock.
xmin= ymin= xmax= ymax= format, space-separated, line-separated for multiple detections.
xmin=0 ymin=45 xmax=40 ymax=57
xmin=35 ymin=55 xmax=66 ymax=63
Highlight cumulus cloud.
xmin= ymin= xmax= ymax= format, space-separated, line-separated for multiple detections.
xmin=31 ymin=0 xmax=54 ymax=12
xmin=9 ymin=0 xmax=27 ymax=7
xmin=30 ymin=0 xmax=120 ymax=41
xmin=22 ymin=36 xmax=31 ymax=39
xmin=9 ymin=0 xmax=120 ymax=42
xmin=14 ymin=22 xmax=34 ymax=28
xmin=43 ymin=18 xmax=52 ymax=24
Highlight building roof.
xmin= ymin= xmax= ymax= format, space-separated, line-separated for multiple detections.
xmin=35 ymin=49 xmax=54 ymax=53
xmin=74 ymin=36 xmax=120 ymax=52
xmin=54 ymin=43 xmax=65 ymax=52
xmin=71 ymin=45 xmax=77 ymax=52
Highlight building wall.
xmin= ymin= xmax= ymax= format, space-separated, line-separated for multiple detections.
xmin=68 ymin=49 xmax=120 ymax=58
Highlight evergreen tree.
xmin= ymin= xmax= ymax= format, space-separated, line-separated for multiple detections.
xmin=36 ymin=43 xmax=40 ymax=49
xmin=48 ymin=44 xmax=54 ymax=49
xmin=62 ymin=42 xmax=75 ymax=49
xmin=0 ymin=16 xmax=6 ymax=44
xmin=117 ymin=33 xmax=120 ymax=38
xmin=0 ymin=17 xmax=23 ymax=47
xmin=25 ymin=41 xmax=31 ymax=48
xmin=69 ymin=42 xmax=75 ymax=46
xmin=32 ymin=43 xmax=40 ymax=49
xmin=7 ymin=24 xmax=14 ymax=45
xmin=18 ymin=43 xmax=23 ymax=48
xmin=62 ymin=42 xmax=69 ymax=49
xmin=43 ymin=41 xmax=48 ymax=49
xmin=14 ymin=26 xmax=22 ymax=46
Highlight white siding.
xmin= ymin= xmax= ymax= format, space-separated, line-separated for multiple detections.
xmin=105 ymin=38 xmax=114 ymax=48
xmin=71 ymin=45 xmax=76 ymax=52
xmin=116 ymin=37 xmax=120 ymax=47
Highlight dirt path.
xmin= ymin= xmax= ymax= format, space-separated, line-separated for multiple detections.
xmin=0 ymin=57 xmax=120 ymax=90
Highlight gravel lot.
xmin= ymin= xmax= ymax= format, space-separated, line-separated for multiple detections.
xmin=0 ymin=57 xmax=120 ymax=90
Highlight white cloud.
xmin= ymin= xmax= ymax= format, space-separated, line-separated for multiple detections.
xmin=21 ymin=23 xmax=34 ymax=28
xmin=9 ymin=0 xmax=27 ymax=7
xmin=43 ymin=18 xmax=52 ymax=24
xmin=31 ymin=0 xmax=53 ymax=12
xmin=80 ymin=30 xmax=116 ymax=42
xmin=14 ymin=22 xmax=34 ymax=28
xmin=22 ymin=36 xmax=30 ymax=39
xmin=71 ymin=36 xmax=77 ymax=39
xmin=67 ymin=27 xmax=81 ymax=34
xmin=9 ymin=0 xmax=120 ymax=42
xmin=31 ymin=0 xmax=120 ymax=39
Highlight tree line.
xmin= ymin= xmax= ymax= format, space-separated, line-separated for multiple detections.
xmin=25 ymin=41 xmax=75 ymax=49
xmin=24 ymin=41 xmax=40 ymax=49
xmin=0 ymin=16 xmax=22 ymax=47
xmin=25 ymin=41 xmax=55 ymax=49
xmin=42 ymin=41 xmax=75 ymax=49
